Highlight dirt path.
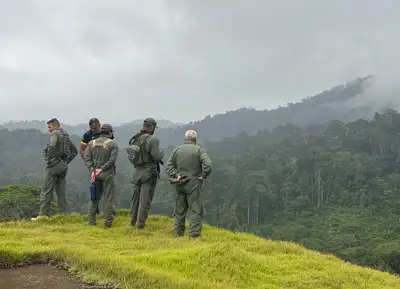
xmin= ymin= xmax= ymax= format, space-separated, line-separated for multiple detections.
xmin=0 ymin=264 xmax=85 ymax=289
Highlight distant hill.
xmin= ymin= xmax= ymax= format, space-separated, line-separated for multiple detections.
xmin=0 ymin=119 xmax=181 ymax=137
xmin=116 ymin=75 xmax=380 ymax=145
xmin=0 ymin=75 xmax=381 ymax=146
xmin=0 ymin=207 xmax=398 ymax=288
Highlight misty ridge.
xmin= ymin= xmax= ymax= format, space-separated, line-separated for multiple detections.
xmin=0 ymin=74 xmax=398 ymax=147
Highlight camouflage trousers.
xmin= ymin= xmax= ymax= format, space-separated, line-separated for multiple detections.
xmin=173 ymin=178 xmax=204 ymax=238
xmin=88 ymin=173 xmax=117 ymax=227
xmin=39 ymin=160 xmax=68 ymax=217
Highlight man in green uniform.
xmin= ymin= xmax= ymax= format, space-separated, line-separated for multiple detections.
xmin=126 ymin=117 xmax=164 ymax=229
xmin=31 ymin=118 xmax=78 ymax=220
xmin=80 ymin=118 xmax=116 ymax=215
xmin=84 ymin=124 xmax=119 ymax=227
xmin=165 ymin=129 xmax=212 ymax=238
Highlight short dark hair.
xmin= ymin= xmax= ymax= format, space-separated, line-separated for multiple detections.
xmin=89 ymin=118 xmax=100 ymax=125
xmin=47 ymin=118 xmax=60 ymax=126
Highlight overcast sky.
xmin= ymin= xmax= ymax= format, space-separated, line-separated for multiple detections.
xmin=0 ymin=0 xmax=399 ymax=125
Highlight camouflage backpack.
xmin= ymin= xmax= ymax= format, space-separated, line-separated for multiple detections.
xmin=126 ymin=133 xmax=151 ymax=167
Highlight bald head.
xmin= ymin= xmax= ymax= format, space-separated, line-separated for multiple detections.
xmin=184 ymin=130 xmax=197 ymax=143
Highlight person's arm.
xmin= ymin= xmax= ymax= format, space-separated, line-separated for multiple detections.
xmin=165 ymin=147 xmax=179 ymax=178
xmin=42 ymin=147 xmax=48 ymax=161
xmin=68 ymin=141 xmax=78 ymax=163
xmin=149 ymin=136 xmax=164 ymax=163
xmin=100 ymin=142 xmax=119 ymax=171
xmin=80 ymin=133 xmax=90 ymax=158
xmin=199 ymin=148 xmax=212 ymax=179
xmin=83 ymin=143 xmax=95 ymax=172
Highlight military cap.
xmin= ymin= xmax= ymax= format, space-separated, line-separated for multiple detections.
xmin=143 ymin=117 xmax=157 ymax=127
xmin=47 ymin=117 xmax=60 ymax=126
xmin=100 ymin=123 xmax=113 ymax=133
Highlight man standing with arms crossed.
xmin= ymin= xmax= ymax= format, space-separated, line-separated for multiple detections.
xmin=31 ymin=118 xmax=78 ymax=220
xmin=165 ymin=130 xmax=212 ymax=238
xmin=84 ymin=123 xmax=119 ymax=228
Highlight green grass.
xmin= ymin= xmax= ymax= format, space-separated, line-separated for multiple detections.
xmin=0 ymin=210 xmax=399 ymax=289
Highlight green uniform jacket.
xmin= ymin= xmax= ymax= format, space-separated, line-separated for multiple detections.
xmin=84 ymin=135 xmax=119 ymax=175
xmin=44 ymin=130 xmax=64 ymax=162
xmin=43 ymin=129 xmax=78 ymax=163
xmin=165 ymin=143 xmax=212 ymax=180
xmin=132 ymin=133 xmax=164 ymax=184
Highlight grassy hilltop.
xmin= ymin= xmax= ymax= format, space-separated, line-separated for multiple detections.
xmin=0 ymin=210 xmax=399 ymax=289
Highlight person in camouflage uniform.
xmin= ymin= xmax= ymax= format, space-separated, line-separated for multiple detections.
xmin=80 ymin=118 xmax=115 ymax=215
xmin=31 ymin=118 xmax=78 ymax=220
xmin=127 ymin=117 xmax=164 ymax=229
xmin=84 ymin=123 xmax=118 ymax=227
xmin=165 ymin=130 xmax=212 ymax=238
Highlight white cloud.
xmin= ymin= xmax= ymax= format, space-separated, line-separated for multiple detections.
xmin=0 ymin=0 xmax=399 ymax=124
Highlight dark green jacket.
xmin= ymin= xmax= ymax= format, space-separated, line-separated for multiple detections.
xmin=131 ymin=132 xmax=164 ymax=185
xmin=43 ymin=129 xmax=78 ymax=163
xmin=44 ymin=130 xmax=64 ymax=161
xmin=84 ymin=135 xmax=118 ymax=173
xmin=135 ymin=133 xmax=164 ymax=169
xmin=165 ymin=142 xmax=212 ymax=179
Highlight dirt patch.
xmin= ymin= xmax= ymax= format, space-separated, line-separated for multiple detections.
xmin=0 ymin=264 xmax=98 ymax=289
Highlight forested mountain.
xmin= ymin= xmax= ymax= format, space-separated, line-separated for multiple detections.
xmin=0 ymin=75 xmax=379 ymax=146
xmin=2 ymin=108 xmax=400 ymax=274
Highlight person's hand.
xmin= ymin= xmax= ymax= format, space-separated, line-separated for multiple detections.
xmin=90 ymin=169 xmax=102 ymax=182
xmin=177 ymin=175 xmax=182 ymax=181
xmin=90 ymin=171 xmax=96 ymax=183
xmin=197 ymin=176 xmax=204 ymax=184
xmin=94 ymin=169 xmax=103 ymax=176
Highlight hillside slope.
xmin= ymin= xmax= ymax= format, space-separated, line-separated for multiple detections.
xmin=0 ymin=210 xmax=399 ymax=289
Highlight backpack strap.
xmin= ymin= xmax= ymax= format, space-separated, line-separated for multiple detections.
xmin=102 ymin=139 xmax=113 ymax=151
xmin=142 ymin=134 xmax=151 ymax=151
xmin=139 ymin=134 xmax=151 ymax=163
xmin=104 ymin=139 xmax=113 ymax=145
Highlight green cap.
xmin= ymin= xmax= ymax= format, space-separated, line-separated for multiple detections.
xmin=143 ymin=117 xmax=157 ymax=127
xmin=100 ymin=123 xmax=113 ymax=133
